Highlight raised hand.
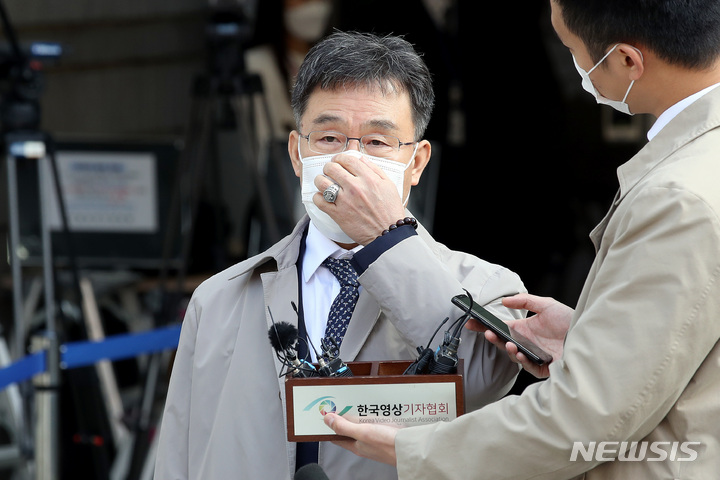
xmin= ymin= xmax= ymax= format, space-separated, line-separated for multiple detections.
xmin=467 ymin=293 xmax=573 ymax=378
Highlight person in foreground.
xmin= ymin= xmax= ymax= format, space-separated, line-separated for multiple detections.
xmin=323 ymin=1 xmax=720 ymax=478
xmin=153 ymin=31 xmax=526 ymax=479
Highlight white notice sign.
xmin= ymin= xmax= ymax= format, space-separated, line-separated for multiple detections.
xmin=42 ymin=151 xmax=157 ymax=232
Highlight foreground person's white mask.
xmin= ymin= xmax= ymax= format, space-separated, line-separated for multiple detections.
xmin=573 ymin=44 xmax=643 ymax=116
xmin=299 ymin=146 xmax=417 ymax=243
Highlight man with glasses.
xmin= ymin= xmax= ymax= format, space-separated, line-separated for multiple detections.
xmin=154 ymin=31 xmax=527 ymax=479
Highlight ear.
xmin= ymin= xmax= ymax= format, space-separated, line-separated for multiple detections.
xmin=288 ymin=130 xmax=302 ymax=178
xmin=617 ymin=44 xmax=645 ymax=81
xmin=410 ymin=140 xmax=432 ymax=186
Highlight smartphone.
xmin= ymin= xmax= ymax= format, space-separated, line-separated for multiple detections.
xmin=451 ymin=294 xmax=553 ymax=366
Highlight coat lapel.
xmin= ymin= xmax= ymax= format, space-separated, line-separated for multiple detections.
xmin=261 ymin=266 xmax=301 ymax=381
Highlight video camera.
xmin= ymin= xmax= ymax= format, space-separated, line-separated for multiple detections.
xmin=0 ymin=1 xmax=62 ymax=133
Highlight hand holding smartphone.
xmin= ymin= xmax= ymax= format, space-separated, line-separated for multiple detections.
xmin=452 ymin=294 xmax=553 ymax=366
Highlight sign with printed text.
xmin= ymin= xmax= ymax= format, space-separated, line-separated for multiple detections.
xmin=291 ymin=380 xmax=459 ymax=438
xmin=42 ymin=151 xmax=157 ymax=232
xmin=285 ymin=360 xmax=465 ymax=441
xmin=285 ymin=359 xmax=465 ymax=442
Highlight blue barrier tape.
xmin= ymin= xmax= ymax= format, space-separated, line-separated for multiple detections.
xmin=0 ymin=351 xmax=47 ymax=391
xmin=61 ymin=324 xmax=181 ymax=369
xmin=0 ymin=324 xmax=181 ymax=391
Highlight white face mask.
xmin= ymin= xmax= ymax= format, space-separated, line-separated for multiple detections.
xmin=299 ymin=146 xmax=418 ymax=243
xmin=284 ymin=1 xmax=333 ymax=44
xmin=573 ymin=44 xmax=642 ymax=116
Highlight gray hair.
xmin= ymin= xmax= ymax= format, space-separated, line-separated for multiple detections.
xmin=290 ymin=31 xmax=435 ymax=141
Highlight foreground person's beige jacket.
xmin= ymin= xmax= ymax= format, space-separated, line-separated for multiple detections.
xmin=396 ymin=86 xmax=720 ymax=479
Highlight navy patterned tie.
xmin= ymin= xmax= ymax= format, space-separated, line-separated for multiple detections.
xmin=323 ymin=257 xmax=360 ymax=348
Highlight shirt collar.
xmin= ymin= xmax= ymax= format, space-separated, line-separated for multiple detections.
xmin=647 ymin=82 xmax=720 ymax=141
xmin=301 ymin=222 xmax=362 ymax=283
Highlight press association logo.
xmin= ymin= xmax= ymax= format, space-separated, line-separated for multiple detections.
xmin=318 ymin=399 xmax=336 ymax=415
xmin=303 ymin=396 xmax=352 ymax=417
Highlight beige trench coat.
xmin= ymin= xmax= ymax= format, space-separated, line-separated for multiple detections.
xmin=154 ymin=215 xmax=526 ymax=479
xmin=395 ymin=87 xmax=720 ymax=479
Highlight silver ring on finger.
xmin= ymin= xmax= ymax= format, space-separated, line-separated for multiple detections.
xmin=323 ymin=183 xmax=340 ymax=203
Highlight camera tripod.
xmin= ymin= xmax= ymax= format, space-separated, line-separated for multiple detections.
xmin=121 ymin=7 xmax=296 ymax=479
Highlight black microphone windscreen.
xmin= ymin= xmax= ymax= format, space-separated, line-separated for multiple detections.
xmin=294 ymin=463 xmax=330 ymax=480
xmin=268 ymin=321 xmax=299 ymax=351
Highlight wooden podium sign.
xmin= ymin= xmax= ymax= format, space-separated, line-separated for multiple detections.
xmin=285 ymin=360 xmax=464 ymax=442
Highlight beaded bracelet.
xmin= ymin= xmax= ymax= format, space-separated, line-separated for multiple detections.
xmin=381 ymin=217 xmax=418 ymax=236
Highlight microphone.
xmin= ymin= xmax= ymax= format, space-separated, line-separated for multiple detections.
xmin=274 ymin=303 xmax=352 ymax=378
xmin=289 ymin=301 xmax=353 ymax=378
xmin=404 ymin=315 xmax=450 ymax=375
xmin=405 ymin=290 xmax=475 ymax=375
xmin=294 ymin=463 xmax=330 ymax=480
xmin=427 ymin=330 xmax=460 ymax=374
xmin=317 ymin=336 xmax=353 ymax=377
xmin=267 ymin=309 xmax=318 ymax=378
xmin=426 ymin=290 xmax=477 ymax=374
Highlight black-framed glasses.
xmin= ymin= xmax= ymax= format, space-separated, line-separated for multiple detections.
xmin=299 ymin=131 xmax=416 ymax=159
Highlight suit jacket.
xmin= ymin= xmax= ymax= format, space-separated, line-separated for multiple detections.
xmin=153 ymin=215 xmax=526 ymax=479
xmin=394 ymin=88 xmax=720 ymax=478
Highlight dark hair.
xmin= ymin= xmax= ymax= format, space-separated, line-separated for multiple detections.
xmin=554 ymin=0 xmax=720 ymax=69
xmin=290 ymin=31 xmax=435 ymax=140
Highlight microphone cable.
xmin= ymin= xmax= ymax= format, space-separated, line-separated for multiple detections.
xmin=403 ymin=315 xmax=449 ymax=375
xmin=405 ymin=289 xmax=475 ymax=375
xmin=426 ymin=290 xmax=474 ymax=375
xmin=290 ymin=302 xmax=353 ymax=378
xmin=267 ymin=307 xmax=318 ymax=378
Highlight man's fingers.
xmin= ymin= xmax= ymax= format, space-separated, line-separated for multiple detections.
xmin=314 ymin=174 xmax=338 ymax=193
xmin=502 ymin=293 xmax=549 ymax=313
xmin=482 ymin=329 xmax=500 ymax=345
xmin=501 ymin=293 xmax=534 ymax=310
xmin=324 ymin=413 xmax=399 ymax=466
xmin=330 ymin=151 xmax=387 ymax=180
xmin=312 ymin=151 xmax=369 ymax=193
xmin=324 ymin=413 xmax=357 ymax=438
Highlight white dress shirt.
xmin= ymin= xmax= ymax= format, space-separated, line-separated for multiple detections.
xmin=300 ymin=222 xmax=362 ymax=360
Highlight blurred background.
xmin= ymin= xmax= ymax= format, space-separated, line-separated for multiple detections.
xmin=0 ymin=0 xmax=653 ymax=478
